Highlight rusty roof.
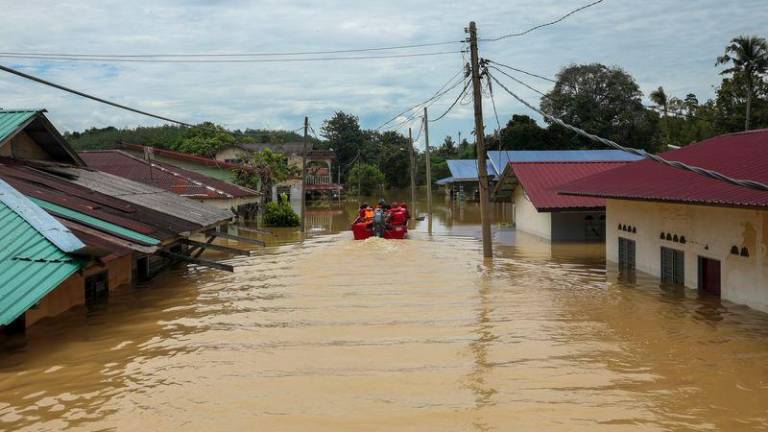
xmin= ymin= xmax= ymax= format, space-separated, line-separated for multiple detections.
xmin=79 ymin=150 xmax=260 ymax=199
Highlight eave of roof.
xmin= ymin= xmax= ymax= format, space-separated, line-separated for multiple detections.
xmin=559 ymin=129 xmax=768 ymax=208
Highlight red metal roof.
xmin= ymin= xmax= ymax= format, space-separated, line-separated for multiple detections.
xmin=508 ymin=162 xmax=630 ymax=211
xmin=560 ymin=129 xmax=768 ymax=208
xmin=120 ymin=144 xmax=248 ymax=170
xmin=80 ymin=150 xmax=260 ymax=199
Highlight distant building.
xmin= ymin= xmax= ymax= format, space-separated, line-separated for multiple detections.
xmin=561 ymin=130 xmax=768 ymax=312
xmin=494 ymin=161 xmax=631 ymax=241
xmin=435 ymin=159 xmax=497 ymax=201
xmin=214 ymin=143 xmax=341 ymax=204
xmin=80 ymin=150 xmax=260 ymax=217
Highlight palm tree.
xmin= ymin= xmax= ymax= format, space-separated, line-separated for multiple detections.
xmin=650 ymin=87 xmax=669 ymax=117
xmin=650 ymin=87 xmax=671 ymax=146
xmin=716 ymin=36 xmax=768 ymax=131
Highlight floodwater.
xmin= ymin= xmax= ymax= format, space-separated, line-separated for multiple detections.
xmin=2 ymin=192 xmax=768 ymax=431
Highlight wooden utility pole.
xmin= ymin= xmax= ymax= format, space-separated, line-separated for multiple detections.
xmin=469 ymin=21 xmax=493 ymax=258
xmin=408 ymin=127 xmax=416 ymax=209
xmin=301 ymin=116 xmax=308 ymax=232
xmin=423 ymin=107 xmax=433 ymax=234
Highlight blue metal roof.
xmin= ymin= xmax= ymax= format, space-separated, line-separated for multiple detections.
xmin=487 ymin=150 xmax=643 ymax=177
xmin=0 ymin=179 xmax=85 ymax=253
xmin=0 ymin=179 xmax=83 ymax=326
xmin=443 ymin=159 xmax=497 ymax=183
xmin=435 ymin=177 xmax=454 ymax=186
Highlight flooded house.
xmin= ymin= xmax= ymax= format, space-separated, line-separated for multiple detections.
xmin=214 ymin=143 xmax=342 ymax=203
xmin=79 ymin=150 xmax=261 ymax=217
xmin=560 ymin=129 xmax=768 ymax=312
xmin=0 ymin=109 xmax=238 ymax=331
xmin=493 ymin=161 xmax=631 ymax=241
xmin=436 ymin=159 xmax=497 ymax=201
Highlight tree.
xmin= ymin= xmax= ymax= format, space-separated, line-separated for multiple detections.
xmin=492 ymin=115 xmax=553 ymax=150
xmin=541 ymin=63 xmax=660 ymax=152
xmin=374 ymin=131 xmax=412 ymax=189
xmin=232 ymin=148 xmax=300 ymax=204
xmin=650 ymin=87 xmax=669 ymax=117
xmin=347 ymin=163 xmax=385 ymax=196
xmin=716 ymin=35 xmax=768 ymax=130
xmin=173 ymin=122 xmax=236 ymax=157
xmin=320 ymin=112 xmax=366 ymax=181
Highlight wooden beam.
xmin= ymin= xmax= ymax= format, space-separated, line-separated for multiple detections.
xmin=157 ymin=250 xmax=234 ymax=272
xmin=182 ymin=239 xmax=250 ymax=256
xmin=193 ymin=235 xmax=216 ymax=258
xmin=212 ymin=231 xmax=266 ymax=246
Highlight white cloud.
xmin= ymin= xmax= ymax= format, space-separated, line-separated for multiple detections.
xmin=0 ymin=0 xmax=766 ymax=143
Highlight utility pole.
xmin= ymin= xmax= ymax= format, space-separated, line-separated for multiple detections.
xmin=423 ymin=107 xmax=433 ymax=234
xmin=301 ymin=116 xmax=308 ymax=232
xmin=408 ymin=127 xmax=416 ymax=209
xmin=468 ymin=21 xmax=493 ymax=258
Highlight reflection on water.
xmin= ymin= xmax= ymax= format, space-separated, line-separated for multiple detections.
xmin=2 ymin=191 xmax=768 ymax=431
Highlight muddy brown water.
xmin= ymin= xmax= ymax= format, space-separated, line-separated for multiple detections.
xmin=2 ymin=193 xmax=768 ymax=431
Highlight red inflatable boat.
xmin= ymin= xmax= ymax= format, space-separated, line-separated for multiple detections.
xmin=352 ymin=203 xmax=409 ymax=240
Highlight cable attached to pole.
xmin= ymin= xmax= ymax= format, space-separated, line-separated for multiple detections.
xmin=486 ymin=70 xmax=768 ymax=193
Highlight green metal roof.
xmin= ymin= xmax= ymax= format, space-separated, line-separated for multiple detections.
xmin=29 ymin=198 xmax=161 ymax=246
xmin=0 ymin=192 xmax=81 ymax=326
xmin=0 ymin=110 xmax=40 ymax=144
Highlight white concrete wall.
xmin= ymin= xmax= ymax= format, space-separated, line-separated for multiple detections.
xmin=606 ymin=199 xmax=768 ymax=312
xmin=513 ymin=186 xmax=552 ymax=240
xmin=214 ymin=147 xmax=248 ymax=162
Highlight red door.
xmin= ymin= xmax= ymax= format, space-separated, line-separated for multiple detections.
xmin=699 ymin=257 xmax=721 ymax=297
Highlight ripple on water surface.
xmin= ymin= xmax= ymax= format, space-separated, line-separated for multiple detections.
xmin=1 ymin=233 xmax=768 ymax=431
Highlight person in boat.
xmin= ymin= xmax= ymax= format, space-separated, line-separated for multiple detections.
xmin=401 ymin=203 xmax=410 ymax=220
xmin=389 ymin=204 xmax=407 ymax=226
xmin=373 ymin=206 xmax=387 ymax=237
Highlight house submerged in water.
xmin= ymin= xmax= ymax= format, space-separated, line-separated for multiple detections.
xmin=560 ymin=129 xmax=768 ymax=312
xmin=0 ymin=109 xmax=250 ymax=334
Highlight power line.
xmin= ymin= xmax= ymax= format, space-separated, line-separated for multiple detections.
xmin=0 ymin=50 xmax=462 ymax=64
xmin=486 ymin=70 xmax=768 ymax=193
xmin=485 ymin=60 xmax=557 ymax=83
xmin=0 ymin=41 xmax=464 ymax=59
xmin=487 ymin=77 xmax=503 ymax=135
xmin=481 ymin=0 xmax=605 ymax=42
xmin=487 ymin=65 xmax=547 ymax=96
xmin=0 ymin=63 xmax=197 ymax=127
xmin=377 ymin=65 xmax=468 ymax=130
xmin=429 ymin=79 xmax=471 ymax=122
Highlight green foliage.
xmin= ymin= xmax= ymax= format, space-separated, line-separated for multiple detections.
xmin=65 ymin=125 xmax=187 ymax=150
xmin=233 ymin=148 xmax=300 ymax=199
xmin=171 ymin=122 xmax=236 ymax=157
xmin=541 ymin=63 xmax=661 ymax=152
xmin=347 ymin=163 xmax=385 ymax=195
xmin=263 ymin=199 xmax=300 ymax=227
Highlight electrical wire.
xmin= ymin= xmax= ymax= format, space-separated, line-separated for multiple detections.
xmin=486 ymin=70 xmax=768 ymax=193
xmin=487 ymin=77 xmax=503 ymax=135
xmin=485 ymin=60 xmax=556 ymax=83
xmin=0 ymin=63 xmax=197 ymax=127
xmin=1 ymin=41 xmax=464 ymax=59
xmin=487 ymin=65 xmax=547 ymax=96
xmin=429 ymin=79 xmax=471 ymax=122
xmin=481 ymin=0 xmax=605 ymax=42
xmin=0 ymin=51 xmax=462 ymax=64
xmin=377 ymin=65 xmax=468 ymax=130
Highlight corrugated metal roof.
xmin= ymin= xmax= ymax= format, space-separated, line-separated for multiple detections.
xmin=0 ymin=110 xmax=39 ymax=144
xmin=487 ymin=150 xmax=643 ymax=177
xmin=444 ymin=160 xmax=496 ymax=183
xmin=45 ymin=166 xmax=235 ymax=228
xmin=560 ymin=129 xmax=768 ymax=208
xmin=0 ymin=178 xmax=85 ymax=253
xmin=30 ymin=198 xmax=161 ymax=246
xmin=79 ymin=150 xmax=260 ymax=199
xmin=435 ymin=177 xmax=454 ymax=186
xmin=0 ymin=185 xmax=81 ymax=326
xmin=0 ymin=158 xmax=205 ymax=240
xmin=502 ymin=162 xmax=630 ymax=211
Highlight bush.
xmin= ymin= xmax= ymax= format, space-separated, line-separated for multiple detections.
xmin=263 ymin=201 xmax=300 ymax=227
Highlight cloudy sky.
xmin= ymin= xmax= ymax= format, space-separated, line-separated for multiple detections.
xmin=1 ymin=0 xmax=767 ymax=148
